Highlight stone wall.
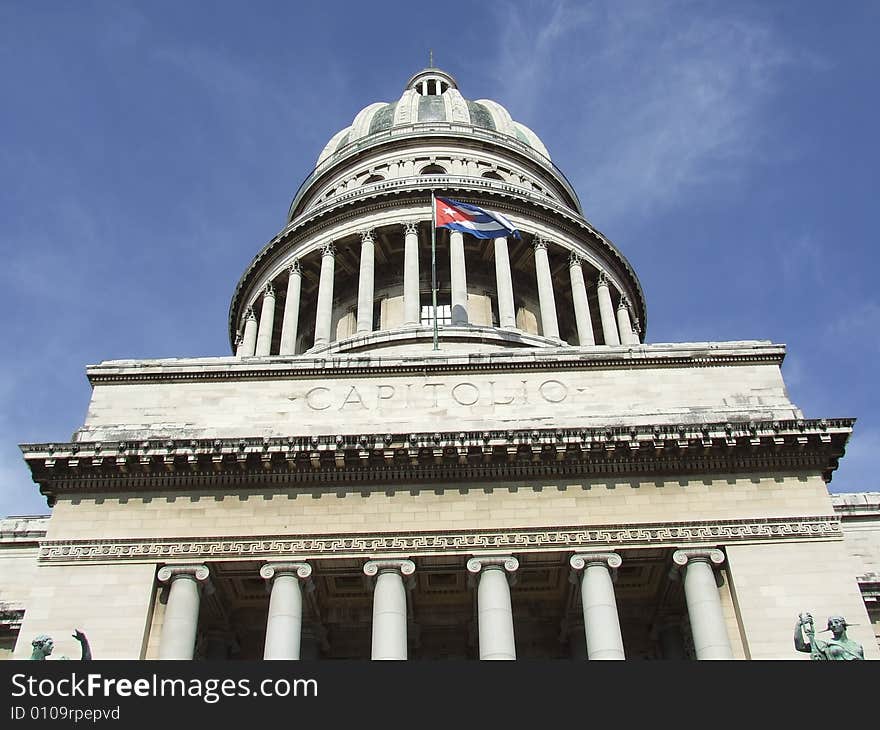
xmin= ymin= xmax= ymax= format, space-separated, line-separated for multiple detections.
xmin=725 ymin=540 xmax=878 ymax=659
xmin=12 ymin=562 xmax=157 ymax=660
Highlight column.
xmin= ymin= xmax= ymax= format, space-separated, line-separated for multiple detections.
xmin=255 ymin=283 xmax=276 ymax=356
xmin=569 ymin=552 xmax=625 ymax=660
xmin=156 ymin=564 xmax=210 ymax=660
xmin=596 ymin=271 xmax=620 ymax=346
xmin=240 ymin=307 xmax=258 ymax=357
xmin=363 ymin=559 xmax=415 ymax=660
xmin=356 ymin=230 xmax=375 ymax=334
xmin=632 ymin=317 xmax=642 ymax=346
xmin=279 ymin=260 xmax=302 ymax=355
xmin=533 ymin=238 xmax=559 ymax=340
xmin=403 ymin=222 xmax=420 ymax=326
xmin=568 ymin=253 xmax=595 ymax=346
xmin=672 ymin=549 xmax=734 ymax=659
xmin=260 ymin=562 xmax=312 ymax=660
xmin=450 ymin=230 xmax=468 ymax=325
xmin=616 ymin=296 xmax=637 ymax=345
xmin=494 ymin=237 xmax=516 ymax=329
xmin=313 ymin=242 xmax=336 ymax=346
xmin=466 ymin=555 xmax=519 ymax=660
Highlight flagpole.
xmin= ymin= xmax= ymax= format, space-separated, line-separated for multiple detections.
xmin=431 ymin=191 xmax=439 ymax=351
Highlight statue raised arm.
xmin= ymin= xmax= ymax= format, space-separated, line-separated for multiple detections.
xmin=794 ymin=612 xmax=864 ymax=660
xmin=29 ymin=630 xmax=91 ymax=660
xmin=72 ymin=629 xmax=92 ymax=661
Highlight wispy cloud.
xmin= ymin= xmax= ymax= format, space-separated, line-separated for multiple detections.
xmin=779 ymin=231 xmax=827 ymax=288
xmin=825 ymin=301 xmax=880 ymax=347
xmin=487 ymin=1 xmax=803 ymax=225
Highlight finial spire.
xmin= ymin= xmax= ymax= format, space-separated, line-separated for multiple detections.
xmin=429 ymin=49 xmax=434 ymax=67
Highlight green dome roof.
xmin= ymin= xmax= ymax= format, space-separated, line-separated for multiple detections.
xmin=316 ymin=67 xmax=550 ymax=165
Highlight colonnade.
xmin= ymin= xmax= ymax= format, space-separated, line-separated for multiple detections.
xmin=155 ymin=548 xmax=733 ymax=661
xmin=235 ymin=224 xmax=641 ymax=356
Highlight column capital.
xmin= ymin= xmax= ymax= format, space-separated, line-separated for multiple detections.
xmin=245 ymin=306 xmax=257 ymax=322
xmin=321 ymin=242 xmax=336 ymax=258
xmin=403 ymin=221 xmax=419 ymax=235
xmin=597 ymin=270 xmax=609 ymax=287
xmin=363 ymin=558 xmax=416 ymax=578
xmin=632 ymin=316 xmax=642 ymax=334
xmin=288 ymin=258 xmax=301 ymax=275
xmin=260 ymin=561 xmax=312 ymax=581
xmin=617 ymin=294 xmax=630 ymax=311
xmin=360 ymin=229 xmax=375 ymax=244
xmin=467 ymin=555 xmax=519 ymax=574
xmin=234 ymin=330 xmax=243 ymax=346
xmin=569 ymin=551 xmax=622 ymax=571
xmin=533 ymin=236 xmax=549 ymax=251
xmin=157 ymin=564 xmax=210 ymax=583
xmin=568 ymin=250 xmax=584 ymax=267
xmin=672 ymin=548 xmax=725 ymax=569
xmin=263 ymin=282 xmax=275 ymax=298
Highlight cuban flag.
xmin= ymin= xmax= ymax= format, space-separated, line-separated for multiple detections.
xmin=434 ymin=197 xmax=521 ymax=239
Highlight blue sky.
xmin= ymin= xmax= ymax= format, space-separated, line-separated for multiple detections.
xmin=1 ymin=1 xmax=878 ymax=516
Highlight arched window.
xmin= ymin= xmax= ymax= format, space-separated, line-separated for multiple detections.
xmin=481 ymin=171 xmax=504 ymax=181
xmin=420 ymin=164 xmax=447 ymax=175
xmin=363 ymin=174 xmax=384 ymax=185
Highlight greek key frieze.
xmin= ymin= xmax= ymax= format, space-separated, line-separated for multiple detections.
xmin=37 ymin=517 xmax=841 ymax=564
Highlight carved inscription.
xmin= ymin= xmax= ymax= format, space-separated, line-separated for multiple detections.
xmin=299 ymin=379 xmax=575 ymax=412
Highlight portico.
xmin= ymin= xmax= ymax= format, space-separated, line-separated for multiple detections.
xmin=147 ymin=547 xmax=735 ymax=660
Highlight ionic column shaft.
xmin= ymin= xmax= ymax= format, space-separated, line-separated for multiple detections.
xmin=568 ymin=254 xmax=595 ymax=346
xmin=533 ymin=239 xmax=559 ymax=339
xmin=673 ymin=549 xmax=734 ymax=659
xmin=596 ymin=272 xmax=620 ymax=346
xmin=617 ymin=296 xmax=637 ymax=345
xmin=240 ymin=308 xmax=258 ymax=357
xmin=157 ymin=564 xmax=210 ymax=660
xmin=467 ymin=556 xmax=519 ymax=660
xmin=255 ymin=284 xmax=276 ymax=356
xmin=450 ymin=230 xmax=468 ymax=325
xmin=313 ymin=243 xmax=336 ymax=346
xmin=570 ymin=553 xmax=625 ymax=660
xmin=261 ymin=562 xmax=312 ymax=660
xmin=279 ymin=261 xmax=302 ymax=355
xmin=403 ymin=223 xmax=420 ymax=326
xmin=494 ymin=237 xmax=516 ymax=329
xmin=356 ymin=231 xmax=375 ymax=334
xmin=364 ymin=559 xmax=415 ymax=660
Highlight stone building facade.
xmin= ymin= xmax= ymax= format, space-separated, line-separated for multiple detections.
xmin=5 ymin=67 xmax=877 ymax=660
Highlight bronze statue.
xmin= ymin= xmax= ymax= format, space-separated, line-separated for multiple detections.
xmin=794 ymin=612 xmax=864 ymax=660
xmin=29 ymin=629 xmax=91 ymax=660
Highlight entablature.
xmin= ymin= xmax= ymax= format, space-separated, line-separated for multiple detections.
xmin=21 ymin=417 xmax=854 ymax=504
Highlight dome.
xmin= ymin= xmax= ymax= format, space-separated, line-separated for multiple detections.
xmin=316 ymin=67 xmax=551 ymax=166
xmin=231 ymin=65 xmax=647 ymax=361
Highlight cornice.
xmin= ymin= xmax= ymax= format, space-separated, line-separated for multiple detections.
xmin=21 ymin=418 xmax=854 ymax=504
xmin=35 ymin=515 xmax=843 ymax=565
xmin=86 ymin=341 xmax=787 ymax=385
